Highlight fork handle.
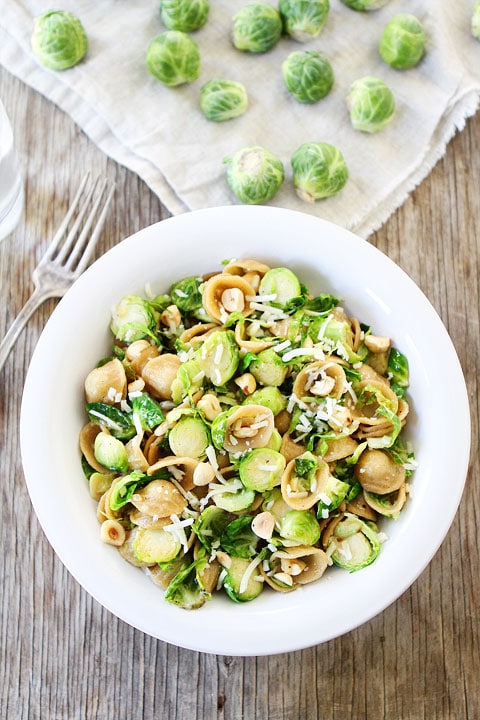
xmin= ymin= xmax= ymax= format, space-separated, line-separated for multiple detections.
xmin=0 ymin=287 xmax=54 ymax=373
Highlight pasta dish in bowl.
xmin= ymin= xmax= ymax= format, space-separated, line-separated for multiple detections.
xmin=20 ymin=206 xmax=470 ymax=655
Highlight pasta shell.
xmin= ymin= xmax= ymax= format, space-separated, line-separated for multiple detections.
xmin=147 ymin=455 xmax=199 ymax=491
xmin=363 ymin=484 xmax=407 ymax=517
xmin=84 ymin=358 xmax=127 ymax=403
xmin=222 ymin=258 xmax=271 ymax=277
xmin=279 ymin=432 xmax=306 ymax=463
xmin=223 ymin=404 xmax=275 ymax=453
xmin=234 ymin=320 xmax=274 ymax=353
xmin=292 ymin=359 xmax=347 ymax=400
xmin=322 ymin=435 xmax=358 ymax=462
xmin=281 ymin=456 xmax=330 ymax=510
xmin=125 ymin=434 xmax=149 ymax=472
xmin=202 ymin=274 xmax=256 ymax=323
xmin=79 ymin=422 xmax=110 ymax=473
xmin=179 ymin=323 xmax=218 ymax=345
xmin=141 ymin=353 xmax=182 ymax=400
xmin=145 ymin=558 xmax=186 ymax=588
xmin=345 ymin=494 xmax=377 ymax=521
xmin=354 ymin=448 xmax=406 ymax=494
xmin=125 ymin=340 xmax=160 ymax=375
xmin=130 ymin=479 xmax=187 ymax=517
xmin=117 ymin=529 xmax=150 ymax=568
xmin=273 ymin=546 xmax=329 ymax=585
xmin=129 ymin=509 xmax=172 ymax=529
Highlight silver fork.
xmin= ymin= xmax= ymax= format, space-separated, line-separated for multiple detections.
xmin=0 ymin=173 xmax=114 ymax=373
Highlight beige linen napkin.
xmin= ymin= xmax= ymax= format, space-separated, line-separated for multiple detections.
xmin=1 ymin=0 xmax=479 ymax=237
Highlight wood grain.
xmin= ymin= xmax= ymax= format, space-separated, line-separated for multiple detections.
xmin=1 ymin=67 xmax=478 ymax=720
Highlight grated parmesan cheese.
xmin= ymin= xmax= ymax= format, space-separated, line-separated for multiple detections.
xmin=132 ymin=412 xmax=143 ymax=437
xmin=239 ymin=556 xmax=263 ymax=595
xmin=163 ymin=514 xmax=194 ymax=554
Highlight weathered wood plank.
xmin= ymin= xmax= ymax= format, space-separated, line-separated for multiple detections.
xmin=1 ymin=66 xmax=478 ymax=720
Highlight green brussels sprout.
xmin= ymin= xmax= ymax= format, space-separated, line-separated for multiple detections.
xmin=327 ymin=513 xmax=381 ymax=571
xmin=86 ymin=402 xmax=136 ymax=440
xmin=266 ymin=428 xmax=282 ymax=452
xmin=387 ymin=347 xmax=409 ymax=396
xmin=282 ymin=50 xmax=334 ymax=104
xmin=473 ymin=1 xmax=480 ymax=40
xmin=94 ymin=431 xmax=129 ymax=473
xmin=243 ymin=386 xmax=287 ymax=415
xmin=213 ymin=478 xmax=256 ymax=512
xmin=279 ymin=0 xmax=330 ymax=42
xmin=278 ymin=509 xmax=320 ymax=546
xmin=316 ymin=475 xmax=350 ymax=517
xmin=220 ymin=516 xmax=260 ymax=557
xmin=168 ymin=416 xmax=210 ymax=458
xmin=165 ymin=558 xmax=211 ymax=609
xmin=199 ymin=329 xmax=239 ymax=385
xmin=259 ymin=267 xmax=302 ymax=307
xmin=146 ymin=31 xmax=200 ymax=86
xmin=224 ymin=146 xmax=285 ymax=205
xmin=170 ymin=275 xmax=203 ymax=312
xmin=232 ymin=3 xmax=282 ymax=53
xmin=193 ymin=506 xmax=231 ymax=552
xmin=133 ymin=526 xmax=182 ymax=564
xmin=171 ymin=357 xmax=204 ymax=403
xmin=346 ymin=76 xmax=395 ymax=134
xmin=110 ymin=295 xmax=157 ymax=343
xmin=222 ymin=555 xmax=264 ymax=602
xmin=239 ymin=448 xmax=286 ymax=492
xmin=339 ymin=0 xmax=389 ymax=10
xmin=130 ymin=393 xmax=165 ymax=431
xmin=200 ymin=79 xmax=248 ymax=122
xmin=379 ymin=14 xmax=426 ymax=70
xmin=291 ymin=142 xmax=349 ymax=202
xmin=160 ymin=0 xmax=210 ymax=32
xmin=250 ymin=348 xmax=289 ymax=387
xmin=31 ymin=10 xmax=88 ymax=71
xmin=109 ymin=472 xmax=149 ymax=511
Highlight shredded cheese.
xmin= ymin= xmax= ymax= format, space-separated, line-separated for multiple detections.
xmin=239 ymin=556 xmax=263 ymax=595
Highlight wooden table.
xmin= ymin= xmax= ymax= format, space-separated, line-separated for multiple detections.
xmin=1 ymin=65 xmax=478 ymax=720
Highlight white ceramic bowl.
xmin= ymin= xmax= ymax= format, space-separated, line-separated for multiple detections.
xmin=20 ymin=206 xmax=470 ymax=656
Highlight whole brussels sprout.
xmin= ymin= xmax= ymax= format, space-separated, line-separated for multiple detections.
xmin=472 ymin=1 xmax=480 ymax=40
xmin=346 ymin=76 xmax=395 ymax=133
xmin=379 ymin=14 xmax=426 ymax=69
xmin=278 ymin=0 xmax=330 ymax=42
xmin=282 ymin=50 xmax=334 ymax=104
xmin=339 ymin=0 xmax=390 ymax=10
xmin=232 ymin=3 xmax=282 ymax=53
xmin=200 ymin=79 xmax=248 ymax=121
xmin=291 ymin=142 xmax=348 ymax=202
xmin=160 ymin=0 xmax=210 ymax=32
xmin=146 ymin=31 xmax=200 ymax=86
xmin=224 ymin=146 xmax=284 ymax=204
xmin=31 ymin=10 xmax=88 ymax=70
